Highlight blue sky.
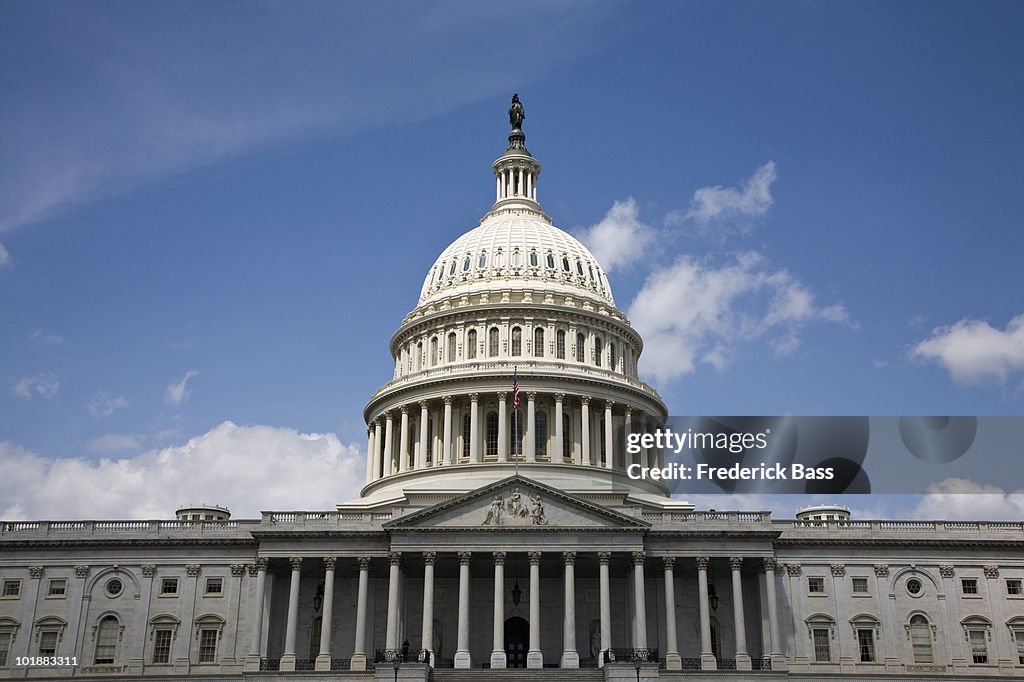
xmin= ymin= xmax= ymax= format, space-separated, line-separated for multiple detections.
xmin=2 ymin=1 xmax=1023 ymax=520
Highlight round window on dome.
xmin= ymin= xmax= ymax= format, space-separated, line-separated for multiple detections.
xmin=105 ymin=578 xmax=123 ymax=598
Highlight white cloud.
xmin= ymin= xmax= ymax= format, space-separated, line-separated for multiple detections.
xmin=628 ymin=252 xmax=850 ymax=383
xmin=668 ymin=161 xmax=777 ymax=229
xmin=575 ymin=198 xmax=655 ymax=272
xmin=29 ymin=329 xmax=63 ymax=344
xmin=164 ymin=370 xmax=198 ymax=405
xmin=0 ymin=242 xmax=9 ymax=267
xmin=10 ymin=372 xmax=60 ymax=400
xmin=0 ymin=422 xmax=364 ymax=520
xmin=911 ymin=478 xmax=1024 ymax=520
xmin=89 ymin=392 xmax=128 ymax=418
xmin=86 ymin=433 xmax=143 ymax=454
xmin=910 ymin=314 xmax=1024 ymax=385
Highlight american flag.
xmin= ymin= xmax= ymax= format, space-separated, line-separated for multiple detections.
xmin=512 ymin=369 xmax=520 ymax=410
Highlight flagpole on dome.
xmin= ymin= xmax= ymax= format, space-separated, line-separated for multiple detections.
xmin=513 ymin=367 xmax=519 ymax=477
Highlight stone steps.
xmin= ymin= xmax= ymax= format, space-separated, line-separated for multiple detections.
xmin=432 ymin=669 xmax=604 ymax=682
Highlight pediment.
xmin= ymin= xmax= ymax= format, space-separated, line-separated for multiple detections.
xmin=384 ymin=475 xmax=648 ymax=530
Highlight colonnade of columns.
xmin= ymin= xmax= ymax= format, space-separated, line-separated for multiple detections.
xmin=496 ymin=164 xmax=537 ymax=202
xmin=366 ymin=392 xmax=664 ymax=483
xmin=248 ymin=552 xmax=785 ymax=672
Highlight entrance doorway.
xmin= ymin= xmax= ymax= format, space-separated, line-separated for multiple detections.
xmin=505 ymin=616 xmax=529 ymax=668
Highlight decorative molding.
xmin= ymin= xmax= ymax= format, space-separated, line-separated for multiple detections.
xmin=631 ymin=551 xmax=646 ymax=565
xmin=563 ymin=551 xmax=577 ymax=565
xmin=387 ymin=552 xmax=402 ymax=566
xmin=830 ymin=564 xmax=846 ymax=577
xmin=729 ymin=557 xmax=744 ymax=571
xmin=554 ymin=393 xmax=565 ymax=403
xmin=528 ymin=551 xmax=542 ymax=564
xmin=493 ymin=551 xmax=506 ymax=564
xmin=597 ymin=551 xmax=611 ymax=564
xmin=322 ymin=557 xmax=337 ymax=571
xmin=662 ymin=556 xmax=675 ymax=570
xmin=75 ymin=565 xmax=89 ymax=579
xmin=443 ymin=395 xmax=453 ymax=406
xmin=29 ymin=566 xmax=44 ymax=579
xmin=580 ymin=395 xmax=591 ymax=406
xmin=984 ymin=565 xmax=1000 ymax=579
xmin=230 ymin=564 xmax=245 ymax=577
xmin=939 ymin=565 xmax=955 ymax=578
xmin=457 ymin=551 xmax=472 ymax=565
xmin=762 ymin=557 xmax=777 ymax=572
xmin=186 ymin=564 xmax=201 ymax=577
xmin=288 ymin=557 xmax=303 ymax=571
xmin=358 ymin=557 xmax=371 ymax=571
xmin=421 ymin=551 xmax=437 ymax=565
xmin=873 ymin=564 xmax=889 ymax=577
xmin=695 ymin=557 xmax=710 ymax=571
xmin=141 ymin=564 xmax=156 ymax=578
xmin=784 ymin=563 xmax=802 ymax=577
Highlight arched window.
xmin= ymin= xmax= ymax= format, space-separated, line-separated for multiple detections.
xmin=536 ymin=411 xmax=548 ymax=457
xmin=478 ymin=253 xmax=487 ymax=269
xmin=556 ymin=330 xmax=566 ymax=359
xmin=546 ymin=253 xmax=555 ymax=269
xmin=806 ymin=614 xmax=836 ymax=663
xmin=562 ymin=256 xmax=571 ymax=272
xmin=562 ymin=412 xmax=571 ymax=460
xmin=447 ymin=333 xmax=457 ymax=363
xmin=576 ymin=333 xmax=586 ymax=363
xmin=489 ymin=328 xmax=500 ymax=357
xmin=462 ymin=414 xmax=472 ymax=460
xmin=909 ymin=615 xmax=933 ymax=663
xmin=94 ymin=615 xmax=119 ymax=664
xmin=486 ymin=412 xmax=499 ymax=457
xmin=511 ymin=327 xmax=522 ymax=356
xmin=594 ymin=337 xmax=603 ymax=367
xmin=529 ymin=251 xmax=538 ymax=267
xmin=609 ymin=342 xmax=617 ymax=371
xmin=416 ymin=342 xmax=423 ymax=372
xmin=430 ymin=337 xmax=438 ymax=367
xmin=534 ymin=328 xmax=545 ymax=357
xmin=467 ymin=329 xmax=477 ymax=359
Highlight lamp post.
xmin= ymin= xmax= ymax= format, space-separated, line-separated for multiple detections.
xmin=634 ymin=657 xmax=642 ymax=682
xmin=392 ymin=656 xmax=400 ymax=682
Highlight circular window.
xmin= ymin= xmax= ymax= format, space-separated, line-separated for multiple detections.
xmin=105 ymin=578 xmax=123 ymax=598
xmin=906 ymin=578 xmax=923 ymax=596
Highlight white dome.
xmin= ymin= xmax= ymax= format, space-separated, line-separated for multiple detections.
xmin=418 ymin=208 xmax=615 ymax=307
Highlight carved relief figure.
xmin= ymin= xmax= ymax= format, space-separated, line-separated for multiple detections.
xmin=484 ymin=495 xmax=505 ymax=525
xmin=508 ymin=487 xmax=529 ymax=518
xmin=529 ymin=493 xmax=547 ymax=525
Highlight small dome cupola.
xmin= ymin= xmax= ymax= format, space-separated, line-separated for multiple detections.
xmin=492 ymin=94 xmax=541 ymax=210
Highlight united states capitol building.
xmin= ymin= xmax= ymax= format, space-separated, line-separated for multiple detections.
xmin=1 ymin=98 xmax=1022 ymax=681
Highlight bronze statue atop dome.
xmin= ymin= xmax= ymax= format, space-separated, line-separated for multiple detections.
xmin=509 ymin=93 xmax=525 ymax=130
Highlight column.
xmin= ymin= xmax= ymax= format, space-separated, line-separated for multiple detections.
xmin=496 ymin=174 xmax=501 ymax=201
xmin=633 ymin=552 xmax=648 ymax=649
xmin=697 ymin=557 xmax=716 ymax=670
xmin=385 ymin=552 xmax=401 ymax=650
xmin=604 ymin=401 xmax=614 ymax=468
xmin=315 ymin=557 xmax=337 ymax=670
xmin=417 ymin=401 xmax=429 ymax=469
xmin=561 ymin=551 xmax=579 ymax=668
xmin=399 ymin=406 xmax=410 ymax=473
xmin=525 ymin=392 xmax=537 ymax=461
xmin=553 ymin=394 xmax=564 ymax=462
xmin=491 ymin=552 xmax=507 ymax=668
xmin=730 ymin=557 xmax=751 ymax=670
xmin=624 ymin=408 xmax=633 ymax=464
xmin=454 ymin=552 xmax=472 ymax=668
xmin=639 ymin=414 xmax=649 ymax=468
xmin=663 ymin=557 xmax=681 ymax=669
xmin=383 ymin=412 xmax=395 ymax=476
xmin=351 ymin=558 xmax=371 ymax=670
xmin=245 ymin=558 xmax=268 ymax=670
xmin=497 ymin=392 xmax=508 ymax=462
xmin=763 ymin=558 xmax=786 ymax=670
xmin=598 ymin=552 xmax=611 ymax=666
xmin=422 ymin=552 xmax=436 ymax=666
xmin=442 ymin=396 xmax=453 ymax=465
xmin=528 ymin=551 xmax=543 ymax=668
xmin=580 ymin=397 xmax=591 ymax=465
xmin=469 ymin=393 xmax=480 ymax=463
xmin=526 ymin=170 xmax=532 ymax=199
xmin=373 ymin=420 xmax=383 ymax=479
xmin=366 ymin=428 xmax=376 ymax=484
xmin=280 ymin=557 xmax=302 ymax=671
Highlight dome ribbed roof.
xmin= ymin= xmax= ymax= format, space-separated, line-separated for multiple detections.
xmin=418 ymin=208 xmax=615 ymax=307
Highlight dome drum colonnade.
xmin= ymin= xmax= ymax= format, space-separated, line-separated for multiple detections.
xmin=362 ymin=101 xmax=668 ymax=497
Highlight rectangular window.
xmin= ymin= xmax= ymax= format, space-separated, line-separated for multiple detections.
xmin=152 ymin=630 xmax=172 ymax=664
xmin=38 ymin=631 xmax=58 ymax=656
xmin=1008 ymin=579 xmax=1023 ymax=596
xmin=969 ymin=629 xmax=988 ymax=664
xmin=1014 ymin=630 xmax=1024 ymax=665
xmin=852 ymin=577 xmax=869 ymax=594
xmin=204 ymin=577 xmax=223 ymax=596
xmin=47 ymin=579 xmax=67 ymax=597
xmin=857 ymin=628 xmax=875 ymax=662
xmin=1 ymin=580 xmax=20 ymax=598
xmin=0 ymin=632 xmax=12 ymax=667
xmin=962 ymin=578 xmax=979 ymax=595
xmin=808 ymin=577 xmax=825 ymax=594
xmin=160 ymin=578 xmax=179 ymax=596
xmin=813 ymin=628 xmax=831 ymax=662
xmin=198 ymin=629 xmax=218 ymax=663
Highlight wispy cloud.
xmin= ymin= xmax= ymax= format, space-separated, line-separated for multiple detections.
xmin=164 ymin=370 xmax=199 ymax=406
xmin=29 ymin=329 xmax=63 ymax=345
xmin=911 ymin=478 xmax=1024 ymax=520
xmin=0 ymin=242 xmax=10 ymax=267
xmin=0 ymin=3 xmax=626 ymax=233
xmin=910 ymin=314 xmax=1024 ymax=386
xmin=0 ymin=422 xmax=363 ymax=519
xmin=86 ymin=433 xmax=143 ymax=454
xmin=575 ymin=198 xmax=655 ymax=273
xmin=667 ymin=161 xmax=777 ymax=231
xmin=89 ymin=392 xmax=128 ymax=418
xmin=628 ymin=252 xmax=851 ymax=384
xmin=10 ymin=373 xmax=60 ymax=400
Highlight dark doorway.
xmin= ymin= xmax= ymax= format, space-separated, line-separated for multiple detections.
xmin=505 ymin=616 xmax=529 ymax=668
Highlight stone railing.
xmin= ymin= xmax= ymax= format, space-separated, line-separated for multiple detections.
xmin=0 ymin=519 xmax=257 ymax=538
xmin=262 ymin=511 xmax=392 ymax=525
xmin=783 ymin=519 xmax=1024 ymax=537
xmin=641 ymin=511 xmax=774 ymax=524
